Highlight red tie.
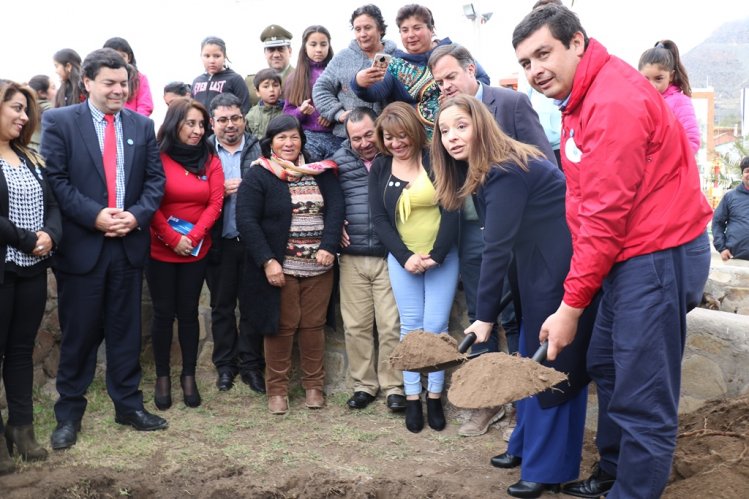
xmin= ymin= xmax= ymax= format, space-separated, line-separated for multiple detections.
xmin=103 ymin=114 xmax=117 ymax=208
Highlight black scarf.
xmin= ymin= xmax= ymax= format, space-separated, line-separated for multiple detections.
xmin=167 ymin=142 xmax=208 ymax=176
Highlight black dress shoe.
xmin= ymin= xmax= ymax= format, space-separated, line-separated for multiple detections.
xmin=562 ymin=462 xmax=615 ymax=498
xmin=347 ymin=391 xmax=376 ymax=409
xmin=241 ymin=370 xmax=266 ymax=394
xmin=490 ymin=451 xmax=522 ymax=469
xmin=507 ymin=480 xmax=560 ymax=498
xmin=115 ymin=410 xmax=168 ymax=431
xmin=386 ymin=394 xmax=407 ymax=412
xmin=216 ymin=372 xmax=235 ymax=391
xmin=50 ymin=421 xmax=81 ymax=450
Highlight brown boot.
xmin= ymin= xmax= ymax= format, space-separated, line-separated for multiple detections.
xmin=0 ymin=435 xmax=15 ymax=475
xmin=305 ymin=389 xmax=325 ymax=409
xmin=5 ymin=424 xmax=48 ymax=461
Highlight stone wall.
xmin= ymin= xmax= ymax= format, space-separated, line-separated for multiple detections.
xmin=2 ymin=254 xmax=749 ymax=411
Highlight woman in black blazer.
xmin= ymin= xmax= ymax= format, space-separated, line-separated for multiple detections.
xmin=432 ymin=95 xmax=597 ymax=498
xmin=0 ymin=82 xmax=62 ymax=473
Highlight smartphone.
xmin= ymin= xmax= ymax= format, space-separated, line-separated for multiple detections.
xmin=371 ymin=53 xmax=392 ymax=70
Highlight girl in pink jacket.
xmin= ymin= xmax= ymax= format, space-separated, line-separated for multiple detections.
xmin=103 ymin=37 xmax=154 ymax=117
xmin=639 ymin=40 xmax=700 ymax=154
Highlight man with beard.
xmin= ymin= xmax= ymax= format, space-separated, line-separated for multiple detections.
xmin=206 ymin=93 xmax=264 ymax=393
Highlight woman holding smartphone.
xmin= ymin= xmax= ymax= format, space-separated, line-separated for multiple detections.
xmin=313 ymin=4 xmax=397 ymax=143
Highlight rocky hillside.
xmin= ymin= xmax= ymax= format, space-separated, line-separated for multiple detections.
xmin=683 ymin=17 xmax=749 ymax=124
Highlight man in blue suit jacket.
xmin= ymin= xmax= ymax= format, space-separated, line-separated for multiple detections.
xmin=41 ymin=49 xmax=167 ymax=450
xmin=429 ymin=43 xmax=556 ymax=438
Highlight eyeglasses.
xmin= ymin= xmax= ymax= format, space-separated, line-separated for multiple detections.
xmin=214 ymin=115 xmax=244 ymax=125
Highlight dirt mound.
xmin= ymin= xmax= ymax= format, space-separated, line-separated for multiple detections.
xmin=664 ymin=395 xmax=749 ymax=498
xmin=448 ymin=352 xmax=568 ymax=409
xmin=389 ymin=330 xmax=461 ymax=371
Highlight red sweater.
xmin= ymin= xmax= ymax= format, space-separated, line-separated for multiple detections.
xmin=560 ymin=39 xmax=712 ymax=309
xmin=150 ymin=153 xmax=224 ymax=262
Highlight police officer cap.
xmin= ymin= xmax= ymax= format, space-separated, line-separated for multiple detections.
xmin=261 ymin=25 xmax=293 ymax=48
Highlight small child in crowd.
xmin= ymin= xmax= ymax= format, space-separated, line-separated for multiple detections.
xmin=639 ymin=39 xmax=701 ymax=154
xmin=245 ymin=68 xmax=284 ymax=138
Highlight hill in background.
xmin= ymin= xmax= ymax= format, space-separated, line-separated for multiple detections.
xmin=683 ymin=17 xmax=749 ymax=125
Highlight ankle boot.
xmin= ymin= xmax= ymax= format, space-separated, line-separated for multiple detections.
xmin=181 ymin=375 xmax=201 ymax=408
xmin=5 ymin=424 xmax=48 ymax=461
xmin=0 ymin=435 xmax=15 ymax=475
xmin=405 ymin=399 xmax=424 ymax=433
xmin=427 ymin=397 xmax=446 ymax=431
xmin=154 ymin=376 xmax=172 ymax=410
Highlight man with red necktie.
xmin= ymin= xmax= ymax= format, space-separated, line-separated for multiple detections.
xmin=42 ymin=48 xmax=166 ymax=450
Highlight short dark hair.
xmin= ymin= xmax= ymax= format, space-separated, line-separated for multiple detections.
xmin=428 ymin=44 xmax=475 ymax=72
xmin=396 ymin=4 xmax=434 ymax=30
xmin=209 ymin=92 xmax=242 ymax=115
xmin=741 ymin=157 xmax=749 ymax=173
xmin=512 ymin=4 xmax=588 ymax=50
xmin=81 ymin=48 xmax=128 ymax=81
xmin=156 ymin=98 xmax=211 ymax=155
xmin=350 ymin=4 xmax=387 ymax=37
xmin=260 ymin=114 xmax=307 ymax=160
xmin=344 ymin=107 xmax=377 ymax=139
xmin=28 ymin=75 xmax=51 ymax=96
xmin=253 ymin=68 xmax=282 ymax=89
xmin=163 ymin=81 xmax=191 ymax=96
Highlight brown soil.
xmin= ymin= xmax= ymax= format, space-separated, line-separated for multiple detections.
xmin=1 ymin=377 xmax=748 ymax=498
xmin=448 ymin=353 xmax=568 ymax=409
xmin=389 ymin=330 xmax=462 ymax=372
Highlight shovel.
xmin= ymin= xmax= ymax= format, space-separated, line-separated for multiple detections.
xmin=406 ymin=292 xmax=514 ymax=373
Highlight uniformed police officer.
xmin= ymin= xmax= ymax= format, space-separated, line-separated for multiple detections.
xmin=245 ymin=25 xmax=295 ymax=107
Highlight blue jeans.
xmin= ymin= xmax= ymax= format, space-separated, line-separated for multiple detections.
xmin=388 ymin=248 xmax=459 ymax=395
xmin=589 ymin=232 xmax=710 ymax=499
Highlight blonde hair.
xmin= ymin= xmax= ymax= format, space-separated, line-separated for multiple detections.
xmin=431 ymin=95 xmax=540 ymax=211
xmin=374 ymin=102 xmax=427 ymax=159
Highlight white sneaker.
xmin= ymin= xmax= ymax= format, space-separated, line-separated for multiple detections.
xmin=458 ymin=406 xmax=506 ymax=437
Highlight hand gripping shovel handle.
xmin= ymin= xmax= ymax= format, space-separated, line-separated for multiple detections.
xmin=457 ymin=291 xmax=514 ymax=354
xmin=458 ymin=333 xmax=477 ymax=354
xmin=531 ymin=341 xmax=548 ymax=363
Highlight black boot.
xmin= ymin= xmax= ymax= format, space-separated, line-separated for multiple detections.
xmin=427 ymin=397 xmax=446 ymax=431
xmin=405 ymin=399 xmax=424 ymax=433
xmin=181 ymin=375 xmax=201 ymax=408
xmin=0 ymin=435 xmax=15 ymax=475
xmin=5 ymin=424 xmax=48 ymax=461
xmin=154 ymin=376 xmax=172 ymax=410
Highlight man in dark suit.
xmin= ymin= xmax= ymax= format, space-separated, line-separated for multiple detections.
xmin=428 ymin=43 xmax=556 ymax=438
xmin=41 ymin=48 xmax=167 ymax=450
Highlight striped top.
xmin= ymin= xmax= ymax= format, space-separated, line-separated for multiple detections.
xmin=283 ymin=175 xmax=331 ymax=277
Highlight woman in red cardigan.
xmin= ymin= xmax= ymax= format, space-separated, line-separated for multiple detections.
xmin=148 ymin=98 xmax=224 ymax=410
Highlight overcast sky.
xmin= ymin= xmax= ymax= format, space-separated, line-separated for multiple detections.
xmin=3 ymin=0 xmax=748 ymax=124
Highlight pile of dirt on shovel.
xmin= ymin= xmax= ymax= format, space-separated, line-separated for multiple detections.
xmin=448 ymin=352 xmax=567 ymax=409
xmin=389 ymin=330 xmax=462 ymax=371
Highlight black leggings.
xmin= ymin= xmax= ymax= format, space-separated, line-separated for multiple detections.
xmin=145 ymin=258 xmax=207 ymax=377
xmin=0 ymin=271 xmax=47 ymax=429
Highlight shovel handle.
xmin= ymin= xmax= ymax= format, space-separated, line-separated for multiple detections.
xmin=458 ymin=291 xmax=514 ymax=354
xmin=531 ymin=341 xmax=548 ymax=363
xmin=458 ymin=332 xmax=477 ymax=353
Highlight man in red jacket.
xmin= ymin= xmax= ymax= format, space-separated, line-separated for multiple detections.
xmin=513 ymin=5 xmax=713 ymax=498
